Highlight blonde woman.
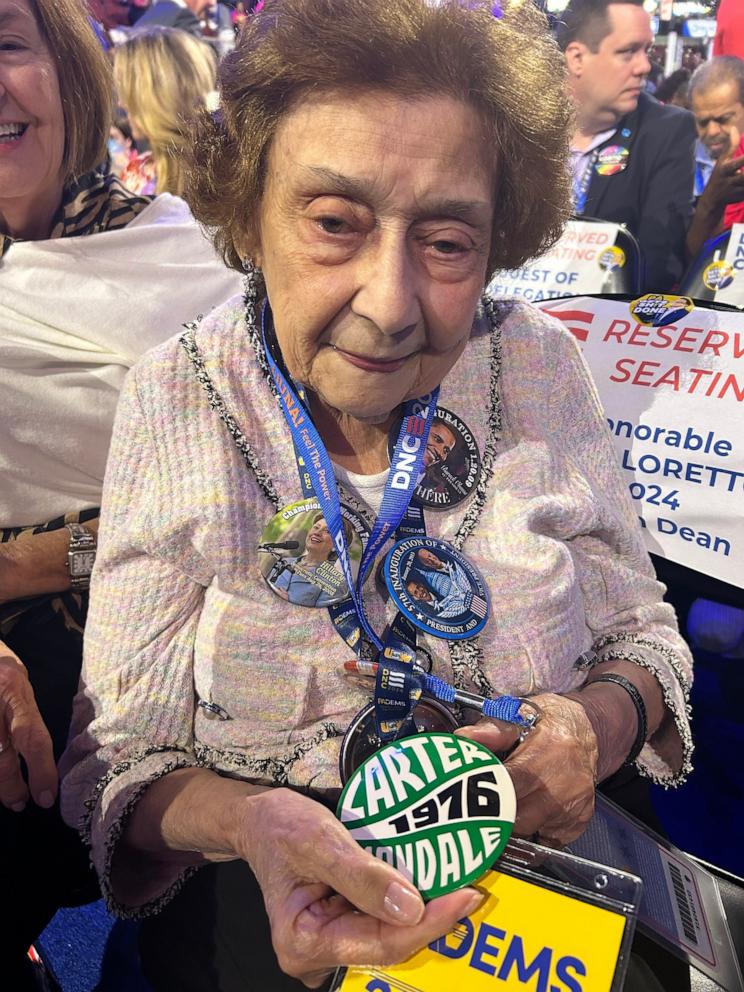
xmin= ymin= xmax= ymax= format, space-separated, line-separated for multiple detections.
xmin=113 ymin=26 xmax=216 ymax=196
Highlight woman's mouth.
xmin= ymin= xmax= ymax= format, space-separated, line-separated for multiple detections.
xmin=333 ymin=347 xmax=411 ymax=373
xmin=0 ymin=123 xmax=28 ymax=146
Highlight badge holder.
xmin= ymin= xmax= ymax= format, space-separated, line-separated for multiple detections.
xmin=330 ymin=837 xmax=641 ymax=992
xmin=567 ymin=794 xmax=744 ymax=992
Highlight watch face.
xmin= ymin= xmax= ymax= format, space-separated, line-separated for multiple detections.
xmin=70 ymin=551 xmax=96 ymax=576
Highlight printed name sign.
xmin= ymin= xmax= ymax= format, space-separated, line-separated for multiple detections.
xmin=337 ymin=733 xmax=515 ymax=899
xmin=487 ymin=220 xmax=624 ymax=302
xmin=338 ymin=867 xmax=626 ymax=992
xmin=537 ymin=296 xmax=744 ymax=587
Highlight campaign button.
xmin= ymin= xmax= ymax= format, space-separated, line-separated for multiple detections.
xmin=629 ymin=294 xmax=694 ymax=328
xmin=389 ymin=407 xmax=482 ymax=510
xmin=703 ymin=260 xmax=734 ymax=292
xmin=598 ymin=244 xmax=626 ymax=272
xmin=337 ymin=731 xmax=516 ymax=898
xmin=384 ymin=537 xmax=490 ymax=640
xmin=339 ymin=699 xmax=458 ymax=784
xmin=258 ymin=498 xmax=367 ymax=608
xmin=595 ymin=144 xmax=629 ymax=176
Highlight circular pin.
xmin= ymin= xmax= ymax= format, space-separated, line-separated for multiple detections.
xmin=595 ymin=144 xmax=629 ymax=176
xmin=630 ymin=294 xmax=694 ymax=329
xmin=703 ymin=260 xmax=734 ymax=292
xmin=337 ymin=731 xmax=516 ymax=898
xmin=384 ymin=537 xmax=490 ymax=640
xmin=339 ymin=699 xmax=458 ymax=785
xmin=258 ymin=498 xmax=368 ymax=608
xmin=598 ymin=245 xmax=626 ymax=272
xmin=388 ymin=407 xmax=482 ymax=510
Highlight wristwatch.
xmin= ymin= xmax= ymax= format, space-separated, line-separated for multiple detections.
xmin=65 ymin=523 xmax=97 ymax=590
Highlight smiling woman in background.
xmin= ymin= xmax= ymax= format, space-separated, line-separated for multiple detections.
xmin=61 ymin=2 xmax=692 ymax=990
xmin=0 ymin=0 xmax=238 ymax=985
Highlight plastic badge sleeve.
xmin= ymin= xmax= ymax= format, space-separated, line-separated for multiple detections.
xmin=566 ymin=793 xmax=744 ymax=992
xmin=330 ymin=837 xmax=641 ymax=992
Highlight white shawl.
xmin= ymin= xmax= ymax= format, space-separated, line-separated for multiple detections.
xmin=0 ymin=193 xmax=242 ymax=526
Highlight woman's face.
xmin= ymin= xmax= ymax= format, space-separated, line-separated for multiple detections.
xmin=0 ymin=0 xmax=65 ymax=227
xmin=306 ymin=518 xmax=333 ymax=559
xmin=253 ymin=90 xmax=494 ymax=422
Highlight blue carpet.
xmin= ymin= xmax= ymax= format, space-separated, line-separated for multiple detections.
xmin=39 ymin=906 xmax=151 ymax=992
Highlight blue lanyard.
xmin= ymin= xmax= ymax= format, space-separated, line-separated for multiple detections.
xmin=261 ymin=302 xmax=438 ymax=654
xmin=573 ymin=149 xmax=599 ymax=216
xmin=260 ymin=302 xmax=530 ymax=739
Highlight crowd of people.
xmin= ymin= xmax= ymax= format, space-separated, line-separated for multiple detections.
xmin=0 ymin=0 xmax=740 ymax=991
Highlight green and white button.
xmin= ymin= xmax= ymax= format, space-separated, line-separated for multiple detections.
xmin=337 ymin=732 xmax=516 ymax=899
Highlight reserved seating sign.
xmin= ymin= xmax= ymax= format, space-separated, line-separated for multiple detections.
xmin=537 ymin=295 xmax=743 ymax=588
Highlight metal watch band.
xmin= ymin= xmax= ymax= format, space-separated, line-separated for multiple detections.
xmin=589 ymin=672 xmax=648 ymax=767
xmin=65 ymin=523 xmax=96 ymax=590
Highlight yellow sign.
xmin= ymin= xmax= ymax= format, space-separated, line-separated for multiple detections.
xmin=339 ymin=868 xmax=626 ymax=992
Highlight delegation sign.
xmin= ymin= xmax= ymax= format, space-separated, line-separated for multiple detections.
xmin=537 ymin=296 xmax=743 ymax=587
xmin=337 ymin=867 xmax=627 ymax=992
xmin=487 ymin=220 xmax=624 ymax=302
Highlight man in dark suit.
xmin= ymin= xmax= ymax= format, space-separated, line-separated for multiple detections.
xmin=135 ymin=0 xmax=209 ymax=37
xmin=558 ymin=0 xmax=696 ymax=293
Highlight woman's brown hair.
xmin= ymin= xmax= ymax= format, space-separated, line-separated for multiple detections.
xmin=31 ymin=0 xmax=112 ymax=180
xmin=187 ymin=0 xmax=572 ymax=278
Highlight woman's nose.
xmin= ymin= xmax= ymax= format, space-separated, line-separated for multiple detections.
xmin=351 ymin=237 xmax=421 ymax=338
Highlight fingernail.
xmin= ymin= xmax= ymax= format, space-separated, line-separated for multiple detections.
xmin=39 ymin=791 xmax=54 ymax=808
xmin=384 ymin=881 xmax=423 ymax=925
xmin=462 ymin=889 xmax=486 ymax=916
xmin=10 ymin=802 xmax=26 ymax=813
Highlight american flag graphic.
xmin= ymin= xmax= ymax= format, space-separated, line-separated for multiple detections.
xmin=470 ymin=596 xmax=488 ymax=619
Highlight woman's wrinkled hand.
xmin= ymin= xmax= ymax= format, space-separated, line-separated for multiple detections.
xmin=234 ymin=788 xmax=484 ymax=988
xmin=0 ymin=639 xmax=57 ymax=812
xmin=456 ymin=693 xmax=598 ymax=848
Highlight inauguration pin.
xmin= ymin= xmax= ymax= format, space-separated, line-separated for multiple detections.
xmin=337 ymin=732 xmax=516 ymax=898
xmin=595 ymin=145 xmax=629 ymax=176
xmin=258 ymin=498 xmax=368 ymax=608
xmin=388 ymin=407 xmax=482 ymax=510
xmin=384 ymin=537 xmax=490 ymax=640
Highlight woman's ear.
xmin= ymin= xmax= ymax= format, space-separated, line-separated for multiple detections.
xmin=235 ymin=227 xmax=263 ymax=270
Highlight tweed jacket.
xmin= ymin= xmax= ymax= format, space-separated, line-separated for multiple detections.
xmin=60 ymin=294 xmax=693 ymax=916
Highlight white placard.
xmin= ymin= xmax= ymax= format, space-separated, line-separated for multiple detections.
xmin=710 ymin=223 xmax=744 ymax=307
xmin=537 ymin=296 xmax=744 ymax=588
xmin=487 ymin=220 xmax=624 ymax=303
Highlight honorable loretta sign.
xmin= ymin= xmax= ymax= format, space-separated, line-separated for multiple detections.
xmin=536 ymin=296 xmax=743 ymax=587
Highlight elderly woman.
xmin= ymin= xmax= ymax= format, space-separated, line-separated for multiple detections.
xmin=0 ymin=0 xmax=238 ymax=985
xmin=61 ymin=1 xmax=692 ymax=989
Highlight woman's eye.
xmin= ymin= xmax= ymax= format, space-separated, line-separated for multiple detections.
xmin=318 ymin=216 xmax=350 ymax=235
xmin=430 ymin=239 xmax=467 ymax=255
